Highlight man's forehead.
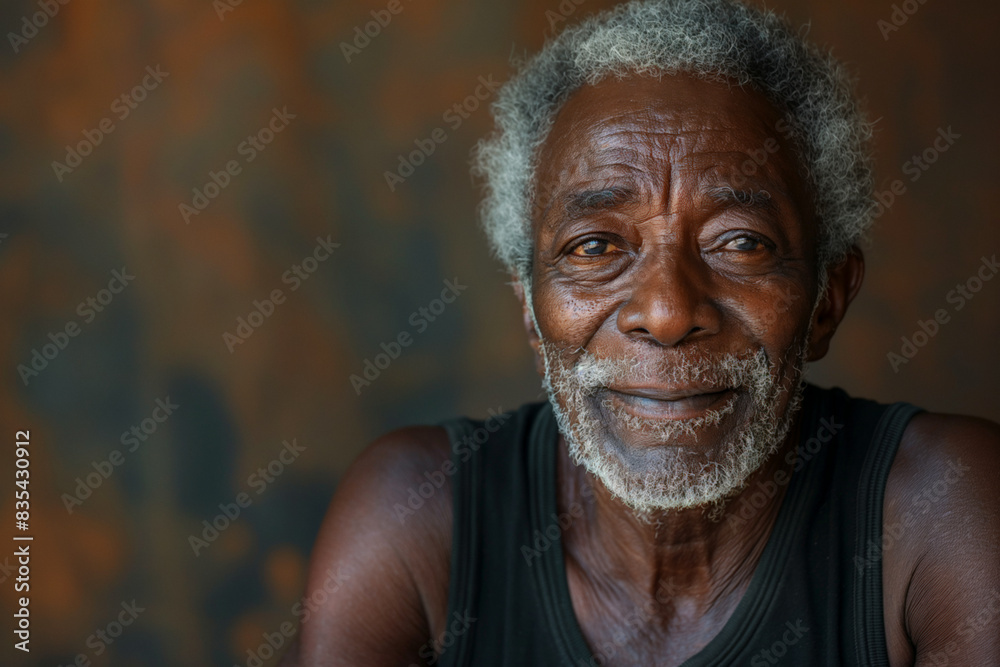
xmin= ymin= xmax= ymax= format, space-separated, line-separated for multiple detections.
xmin=532 ymin=73 xmax=807 ymax=219
xmin=538 ymin=74 xmax=787 ymax=173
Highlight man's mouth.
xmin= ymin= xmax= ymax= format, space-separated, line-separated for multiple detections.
xmin=601 ymin=385 xmax=738 ymax=421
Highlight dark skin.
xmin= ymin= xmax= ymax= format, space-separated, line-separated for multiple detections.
xmin=289 ymin=75 xmax=1000 ymax=666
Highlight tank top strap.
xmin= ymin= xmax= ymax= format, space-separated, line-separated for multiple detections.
xmin=437 ymin=402 xmax=557 ymax=666
xmin=439 ymin=414 xmax=483 ymax=665
xmin=852 ymin=400 xmax=925 ymax=666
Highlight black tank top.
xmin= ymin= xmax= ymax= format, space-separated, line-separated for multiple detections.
xmin=436 ymin=383 xmax=924 ymax=666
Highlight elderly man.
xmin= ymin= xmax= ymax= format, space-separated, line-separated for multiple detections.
xmin=292 ymin=1 xmax=999 ymax=665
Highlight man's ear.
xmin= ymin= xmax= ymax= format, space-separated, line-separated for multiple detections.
xmin=806 ymin=246 xmax=865 ymax=362
xmin=511 ymin=279 xmax=545 ymax=375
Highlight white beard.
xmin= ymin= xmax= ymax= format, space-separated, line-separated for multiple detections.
xmin=539 ymin=340 xmax=809 ymax=518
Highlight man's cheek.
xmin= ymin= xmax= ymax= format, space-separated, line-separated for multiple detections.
xmin=736 ymin=289 xmax=811 ymax=343
xmin=535 ymin=294 xmax=613 ymax=345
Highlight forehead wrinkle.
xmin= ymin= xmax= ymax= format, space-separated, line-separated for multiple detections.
xmin=557 ymin=134 xmax=737 ymax=226
xmin=582 ymin=122 xmax=768 ymax=172
xmin=543 ymin=139 xmax=794 ymax=228
xmin=535 ymin=85 xmax=808 ymax=237
xmin=692 ymin=158 xmax=795 ymax=203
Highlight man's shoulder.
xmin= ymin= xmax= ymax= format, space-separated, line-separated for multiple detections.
xmin=889 ymin=410 xmax=1000 ymax=511
xmin=807 ymin=383 xmax=997 ymax=458
xmin=898 ymin=409 xmax=1000 ymax=449
xmin=355 ymin=400 xmax=539 ymax=476
xmin=344 ymin=423 xmax=456 ymax=527
xmin=882 ymin=409 xmax=1000 ymax=663
xmin=360 ymin=423 xmax=455 ymax=478
xmin=339 ymin=400 xmax=541 ymax=523
xmin=884 ymin=409 xmax=999 ymax=561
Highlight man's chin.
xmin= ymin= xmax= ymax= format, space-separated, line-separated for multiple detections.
xmin=573 ymin=441 xmax=747 ymax=515
xmin=560 ymin=391 xmax=793 ymax=515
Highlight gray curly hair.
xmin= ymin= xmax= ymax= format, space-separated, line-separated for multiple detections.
xmin=472 ymin=0 xmax=874 ymax=295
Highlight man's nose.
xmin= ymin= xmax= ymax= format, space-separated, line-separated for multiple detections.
xmin=616 ymin=248 xmax=721 ymax=347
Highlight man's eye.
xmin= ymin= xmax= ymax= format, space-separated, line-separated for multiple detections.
xmin=571 ymin=239 xmax=620 ymax=257
xmin=725 ymin=235 xmax=765 ymax=252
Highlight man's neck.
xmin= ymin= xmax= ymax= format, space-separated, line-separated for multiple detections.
xmin=556 ymin=406 xmax=804 ymax=616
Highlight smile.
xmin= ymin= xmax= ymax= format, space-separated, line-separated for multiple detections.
xmin=601 ymin=386 xmax=738 ymax=421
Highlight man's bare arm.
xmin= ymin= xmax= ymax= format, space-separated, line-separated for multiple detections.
xmin=887 ymin=413 xmax=1000 ymax=666
xmin=294 ymin=426 xmax=453 ymax=666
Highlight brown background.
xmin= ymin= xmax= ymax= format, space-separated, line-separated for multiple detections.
xmin=0 ymin=0 xmax=997 ymax=665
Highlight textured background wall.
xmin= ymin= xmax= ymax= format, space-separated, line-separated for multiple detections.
xmin=0 ymin=0 xmax=996 ymax=664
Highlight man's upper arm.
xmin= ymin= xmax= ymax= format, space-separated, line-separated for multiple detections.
xmin=889 ymin=413 xmax=1000 ymax=666
xmin=296 ymin=426 xmax=453 ymax=667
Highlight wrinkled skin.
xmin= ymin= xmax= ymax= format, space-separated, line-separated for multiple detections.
xmin=288 ymin=75 xmax=1000 ymax=667
xmin=525 ymin=73 xmax=821 ymax=519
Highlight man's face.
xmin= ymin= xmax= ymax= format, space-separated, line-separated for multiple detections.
xmin=526 ymin=73 xmax=824 ymax=515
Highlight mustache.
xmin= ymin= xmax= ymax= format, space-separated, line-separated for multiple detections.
xmin=557 ymin=347 xmax=772 ymax=394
